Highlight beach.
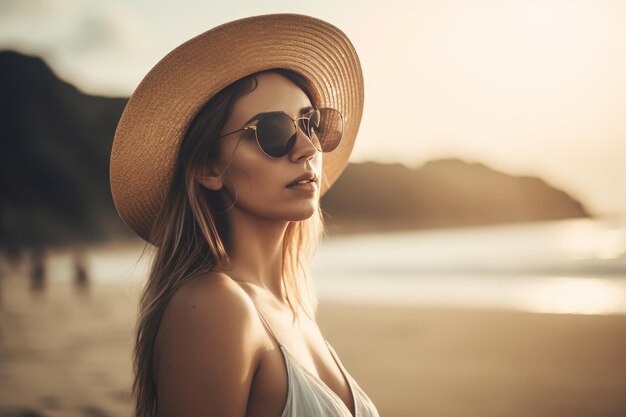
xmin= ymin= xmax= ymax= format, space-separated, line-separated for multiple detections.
xmin=320 ymin=302 xmax=626 ymax=417
xmin=1 ymin=275 xmax=625 ymax=417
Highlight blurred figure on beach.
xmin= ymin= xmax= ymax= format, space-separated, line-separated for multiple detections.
xmin=29 ymin=247 xmax=46 ymax=292
xmin=73 ymin=247 xmax=90 ymax=291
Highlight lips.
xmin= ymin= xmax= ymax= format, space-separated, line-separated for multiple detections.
xmin=286 ymin=172 xmax=318 ymax=188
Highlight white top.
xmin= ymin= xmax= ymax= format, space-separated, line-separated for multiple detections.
xmin=252 ymin=304 xmax=381 ymax=417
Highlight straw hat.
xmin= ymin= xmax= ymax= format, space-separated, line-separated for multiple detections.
xmin=110 ymin=13 xmax=364 ymax=244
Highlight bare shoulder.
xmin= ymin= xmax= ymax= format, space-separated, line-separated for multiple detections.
xmin=161 ymin=271 xmax=257 ymax=322
xmin=154 ymin=272 xmax=263 ymax=417
xmin=156 ymin=272 xmax=262 ymax=360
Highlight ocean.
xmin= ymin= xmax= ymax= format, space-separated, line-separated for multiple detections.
xmin=38 ymin=216 xmax=626 ymax=315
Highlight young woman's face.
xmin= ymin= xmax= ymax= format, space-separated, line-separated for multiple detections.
xmin=209 ymin=71 xmax=323 ymax=221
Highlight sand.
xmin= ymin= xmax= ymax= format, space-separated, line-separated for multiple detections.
xmin=1 ymin=275 xmax=625 ymax=417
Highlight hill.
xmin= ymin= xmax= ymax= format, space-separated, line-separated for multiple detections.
xmin=321 ymin=160 xmax=589 ymax=233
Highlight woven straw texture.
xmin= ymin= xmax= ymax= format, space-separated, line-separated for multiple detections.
xmin=110 ymin=13 xmax=364 ymax=244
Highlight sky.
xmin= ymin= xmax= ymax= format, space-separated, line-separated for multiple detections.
xmin=1 ymin=0 xmax=625 ymax=217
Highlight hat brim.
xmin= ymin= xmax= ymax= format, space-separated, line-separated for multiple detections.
xmin=110 ymin=13 xmax=364 ymax=244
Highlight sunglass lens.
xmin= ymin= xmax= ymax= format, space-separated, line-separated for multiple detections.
xmin=309 ymin=108 xmax=343 ymax=152
xmin=256 ymin=113 xmax=296 ymax=158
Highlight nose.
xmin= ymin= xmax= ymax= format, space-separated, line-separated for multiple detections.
xmin=288 ymin=122 xmax=318 ymax=163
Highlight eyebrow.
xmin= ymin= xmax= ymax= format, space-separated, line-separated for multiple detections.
xmin=243 ymin=105 xmax=314 ymax=126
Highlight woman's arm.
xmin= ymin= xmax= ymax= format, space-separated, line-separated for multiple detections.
xmin=154 ymin=275 xmax=262 ymax=417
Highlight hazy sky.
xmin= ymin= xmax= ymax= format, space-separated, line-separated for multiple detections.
xmin=1 ymin=0 xmax=625 ymax=217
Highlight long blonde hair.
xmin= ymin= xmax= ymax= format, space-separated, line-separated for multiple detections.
xmin=132 ymin=69 xmax=327 ymax=417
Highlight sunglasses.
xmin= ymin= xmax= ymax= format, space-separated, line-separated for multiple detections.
xmin=217 ymin=107 xmax=344 ymax=158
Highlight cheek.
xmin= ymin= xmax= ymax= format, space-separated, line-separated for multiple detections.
xmin=235 ymin=166 xmax=279 ymax=197
xmin=224 ymin=146 xmax=282 ymax=197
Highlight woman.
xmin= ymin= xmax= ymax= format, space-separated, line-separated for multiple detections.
xmin=110 ymin=13 xmax=379 ymax=417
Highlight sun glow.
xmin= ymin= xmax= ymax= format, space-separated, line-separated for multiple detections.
xmin=521 ymin=277 xmax=624 ymax=315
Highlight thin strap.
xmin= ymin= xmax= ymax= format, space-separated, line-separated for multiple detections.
xmin=229 ymin=277 xmax=284 ymax=348
xmin=325 ymin=339 xmax=353 ymax=384
xmin=252 ymin=303 xmax=284 ymax=348
xmin=325 ymin=340 xmax=358 ymax=417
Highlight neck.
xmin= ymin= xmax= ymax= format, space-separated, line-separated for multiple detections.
xmin=218 ymin=204 xmax=290 ymax=302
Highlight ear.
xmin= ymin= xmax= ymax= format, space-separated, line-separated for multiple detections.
xmin=196 ymin=164 xmax=224 ymax=191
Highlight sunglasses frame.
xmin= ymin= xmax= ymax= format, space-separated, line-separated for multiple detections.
xmin=216 ymin=107 xmax=344 ymax=159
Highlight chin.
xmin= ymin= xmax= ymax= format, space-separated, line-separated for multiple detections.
xmin=283 ymin=203 xmax=318 ymax=221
